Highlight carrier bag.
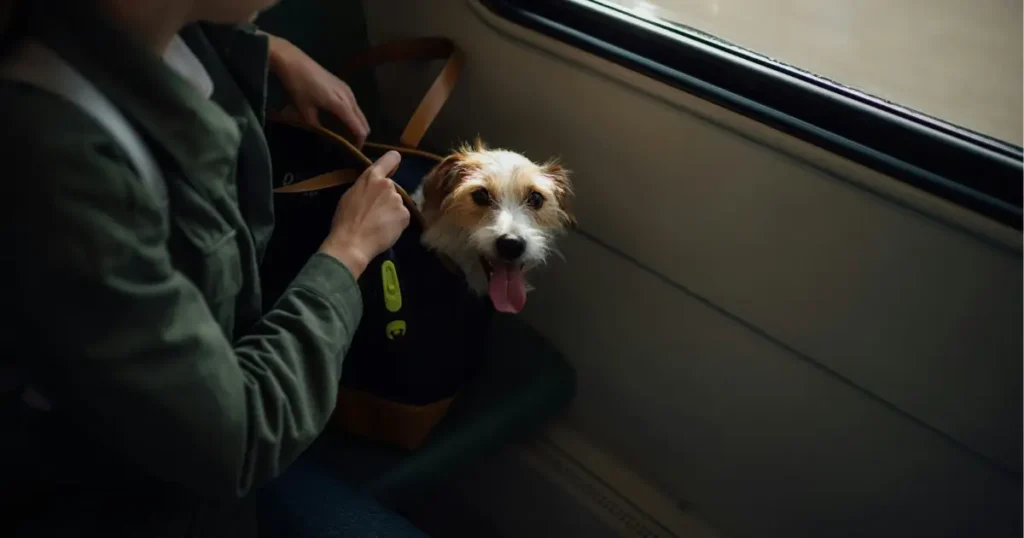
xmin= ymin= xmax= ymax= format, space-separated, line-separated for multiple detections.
xmin=261 ymin=37 xmax=493 ymax=451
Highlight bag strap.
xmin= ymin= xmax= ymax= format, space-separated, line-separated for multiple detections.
xmin=275 ymin=169 xmax=362 ymax=193
xmin=277 ymin=37 xmax=461 ymax=149
xmin=339 ymin=37 xmax=461 ymax=149
xmin=269 ymin=37 xmax=460 ymax=194
xmin=269 ymin=119 xmax=424 ymax=212
xmin=0 ymin=40 xmax=169 ymax=207
xmin=267 ymin=120 xmax=461 ymax=275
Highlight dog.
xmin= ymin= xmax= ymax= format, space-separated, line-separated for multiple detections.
xmin=413 ymin=138 xmax=575 ymax=314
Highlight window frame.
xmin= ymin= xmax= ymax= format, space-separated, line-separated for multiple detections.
xmin=482 ymin=0 xmax=1023 ymax=229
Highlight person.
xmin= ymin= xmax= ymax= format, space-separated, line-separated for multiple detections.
xmin=0 ymin=0 xmax=419 ymax=535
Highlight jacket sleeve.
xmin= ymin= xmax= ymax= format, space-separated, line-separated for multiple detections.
xmin=9 ymin=126 xmax=361 ymax=500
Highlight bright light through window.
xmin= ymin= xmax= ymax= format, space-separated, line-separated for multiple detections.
xmin=599 ymin=0 xmax=1023 ymax=146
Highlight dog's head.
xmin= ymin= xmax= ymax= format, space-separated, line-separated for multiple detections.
xmin=418 ymin=138 xmax=575 ymax=314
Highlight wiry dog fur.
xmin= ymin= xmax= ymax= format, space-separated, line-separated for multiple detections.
xmin=413 ymin=138 xmax=574 ymax=312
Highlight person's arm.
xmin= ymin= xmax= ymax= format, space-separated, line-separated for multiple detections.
xmin=11 ymin=133 xmax=361 ymax=500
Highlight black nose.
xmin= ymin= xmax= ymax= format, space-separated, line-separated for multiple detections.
xmin=495 ymin=235 xmax=526 ymax=261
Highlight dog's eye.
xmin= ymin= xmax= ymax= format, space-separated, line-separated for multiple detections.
xmin=527 ymin=190 xmax=545 ymax=210
xmin=471 ymin=188 xmax=492 ymax=207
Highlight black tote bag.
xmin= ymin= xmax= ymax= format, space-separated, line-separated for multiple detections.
xmin=261 ymin=38 xmax=492 ymax=451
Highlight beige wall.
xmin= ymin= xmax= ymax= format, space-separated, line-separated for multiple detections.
xmin=364 ymin=2 xmax=1022 ymax=536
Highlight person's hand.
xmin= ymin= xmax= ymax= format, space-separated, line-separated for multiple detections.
xmin=267 ymin=34 xmax=371 ymax=147
xmin=320 ymin=151 xmax=410 ymax=278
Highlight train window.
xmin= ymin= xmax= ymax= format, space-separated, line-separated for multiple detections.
xmin=484 ymin=0 xmax=1023 ymax=228
xmin=604 ymin=0 xmax=1022 ymax=146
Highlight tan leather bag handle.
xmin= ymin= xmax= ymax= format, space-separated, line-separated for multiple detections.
xmin=276 ymin=37 xmax=461 ymax=149
xmin=269 ymin=37 xmax=460 ymax=194
xmin=339 ymin=37 xmax=461 ymax=149
xmin=269 ymin=119 xmax=422 ymax=217
xmin=268 ymin=119 xmax=460 ymax=274
xmin=273 ymin=169 xmax=361 ymax=194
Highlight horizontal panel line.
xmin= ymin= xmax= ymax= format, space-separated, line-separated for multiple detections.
xmin=573 ymin=227 xmax=1020 ymax=479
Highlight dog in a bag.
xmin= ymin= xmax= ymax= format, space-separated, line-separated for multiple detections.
xmin=260 ymin=38 xmax=575 ymax=450
xmin=413 ymin=138 xmax=575 ymax=314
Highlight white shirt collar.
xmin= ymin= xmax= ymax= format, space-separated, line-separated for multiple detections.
xmin=163 ymin=34 xmax=214 ymax=100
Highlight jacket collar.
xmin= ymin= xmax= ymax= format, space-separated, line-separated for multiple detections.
xmin=165 ymin=35 xmax=215 ymax=100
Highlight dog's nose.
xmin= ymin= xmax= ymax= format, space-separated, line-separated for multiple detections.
xmin=495 ymin=235 xmax=526 ymax=261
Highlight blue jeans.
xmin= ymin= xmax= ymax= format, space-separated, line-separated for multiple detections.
xmin=257 ymin=453 xmax=429 ymax=538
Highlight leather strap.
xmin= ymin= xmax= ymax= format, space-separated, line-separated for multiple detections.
xmin=268 ymin=119 xmax=430 ymax=215
xmin=272 ymin=159 xmax=461 ymax=275
xmin=273 ymin=169 xmax=361 ymax=193
xmin=274 ymin=165 xmax=420 ymax=217
xmin=339 ymin=37 xmax=462 ymax=149
xmin=267 ymin=38 xmax=465 ymax=274
xmin=267 ymin=119 xmax=421 ymax=218
xmin=363 ymin=141 xmax=444 ymax=162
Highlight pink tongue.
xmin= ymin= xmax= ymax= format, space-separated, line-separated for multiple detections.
xmin=488 ymin=264 xmax=527 ymax=313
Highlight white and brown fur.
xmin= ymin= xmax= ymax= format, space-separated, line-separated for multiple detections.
xmin=412 ymin=138 xmax=575 ymax=300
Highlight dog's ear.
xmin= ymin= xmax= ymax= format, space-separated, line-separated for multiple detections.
xmin=422 ymin=153 xmax=472 ymax=213
xmin=455 ymin=136 xmax=487 ymax=154
xmin=543 ymin=161 xmax=576 ymax=229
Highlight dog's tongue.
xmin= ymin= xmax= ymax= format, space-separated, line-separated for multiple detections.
xmin=488 ymin=264 xmax=527 ymax=313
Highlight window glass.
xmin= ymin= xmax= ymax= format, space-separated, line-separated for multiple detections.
xmin=601 ymin=0 xmax=1023 ymax=146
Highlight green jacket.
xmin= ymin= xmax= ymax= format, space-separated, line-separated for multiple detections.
xmin=1 ymin=1 xmax=362 ymax=535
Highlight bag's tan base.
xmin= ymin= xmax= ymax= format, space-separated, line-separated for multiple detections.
xmin=331 ymin=387 xmax=455 ymax=451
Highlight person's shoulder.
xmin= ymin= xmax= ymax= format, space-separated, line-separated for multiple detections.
xmin=1 ymin=82 xmax=167 ymax=264
xmin=0 ymin=81 xmax=143 ymax=197
xmin=0 ymin=80 xmax=168 ymax=253
xmin=1 ymin=80 xmax=120 ymax=154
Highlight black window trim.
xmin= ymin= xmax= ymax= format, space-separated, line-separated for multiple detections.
xmin=482 ymin=0 xmax=1023 ymax=230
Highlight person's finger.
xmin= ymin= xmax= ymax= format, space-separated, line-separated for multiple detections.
xmin=326 ymin=95 xmax=368 ymax=148
xmin=355 ymin=103 xmax=370 ymax=136
xmin=368 ymin=151 xmax=402 ymax=179
xmin=338 ymin=84 xmax=371 ymax=135
xmin=396 ymin=204 xmax=411 ymax=230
